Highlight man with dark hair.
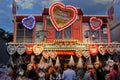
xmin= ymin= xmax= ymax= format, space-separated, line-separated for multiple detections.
xmin=107 ymin=64 xmax=120 ymax=80
xmin=62 ymin=65 xmax=76 ymax=80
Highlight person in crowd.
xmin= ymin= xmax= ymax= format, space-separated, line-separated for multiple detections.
xmin=37 ymin=69 xmax=46 ymax=80
xmin=62 ymin=65 xmax=76 ymax=80
xmin=94 ymin=61 xmax=105 ymax=80
xmin=48 ymin=66 xmax=58 ymax=80
xmin=75 ymin=66 xmax=85 ymax=80
xmin=82 ymin=64 xmax=96 ymax=80
xmin=25 ymin=64 xmax=38 ymax=80
xmin=107 ymin=64 xmax=120 ymax=80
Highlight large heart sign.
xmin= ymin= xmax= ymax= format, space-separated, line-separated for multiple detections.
xmin=49 ymin=2 xmax=78 ymax=31
xmin=22 ymin=16 xmax=35 ymax=30
xmin=90 ymin=17 xmax=103 ymax=30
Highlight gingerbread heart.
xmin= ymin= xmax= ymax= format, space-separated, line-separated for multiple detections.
xmin=98 ymin=45 xmax=107 ymax=55
xmin=22 ymin=16 xmax=35 ymax=30
xmin=49 ymin=2 xmax=78 ymax=31
xmin=75 ymin=50 xmax=82 ymax=58
xmin=88 ymin=44 xmax=98 ymax=56
xmin=90 ymin=17 xmax=103 ymax=30
xmin=7 ymin=45 xmax=17 ymax=55
xmin=17 ymin=44 xmax=26 ymax=55
xmin=82 ymin=51 xmax=90 ymax=58
xmin=26 ymin=44 xmax=34 ymax=55
xmin=33 ymin=45 xmax=43 ymax=56
xmin=107 ymin=45 xmax=116 ymax=55
xmin=42 ymin=51 xmax=50 ymax=59
xmin=116 ymin=45 xmax=120 ymax=55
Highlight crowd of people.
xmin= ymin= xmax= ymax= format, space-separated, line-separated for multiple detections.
xmin=0 ymin=56 xmax=120 ymax=80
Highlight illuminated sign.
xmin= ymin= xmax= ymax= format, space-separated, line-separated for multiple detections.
xmin=22 ymin=15 xmax=36 ymax=30
xmin=49 ymin=2 xmax=78 ymax=31
xmin=90 ymin=17 xmax=103 ymax=30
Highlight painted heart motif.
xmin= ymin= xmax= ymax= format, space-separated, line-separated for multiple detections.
xmin=98 ymin=45 xmax=107 ymax=55
xmin=76 ymin=50 xmax=82 ymax=58
xmin=116 ymin=45 xmax=120 ymax=55
xmin=33 ymin=45 xmax=43 ymax=56
xmin=107 ymin=45 xmax=116 ymax=55
xmin=49 ymin=2 xmax=78 ymax=31
xmin=88 ymin=45 xmax=98 ymax=56
xmin=7 ymin=45 xmax=17 ymax=55
xmin=82 ymin=51 xmax=90 ymax=59
xmin=90 ymin=17 xmax=103 ymax=30
xmin=49 ymin=51 xmax=57 ymax=60
xmin=22 ymin=16 xmax=35 ymax=30
xmin=17 ymin=44 xmax=26 ymax=55
xmin=26 ymin=44 xmax=34 ymax=55
xmin=42 ymin=51 xmax=50 ymax=59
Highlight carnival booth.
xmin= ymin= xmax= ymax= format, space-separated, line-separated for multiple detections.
xmin=6 ymin=2 xmax=120 ymax=79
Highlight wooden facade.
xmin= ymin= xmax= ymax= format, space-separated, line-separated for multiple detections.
xmin=13 ymin=8 xmax=111 ymax=44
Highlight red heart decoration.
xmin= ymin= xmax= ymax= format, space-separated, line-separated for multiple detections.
xmin=49 ymin=2 xmax=78 ymax=31
xmin=98 ymin=45 xmax=107 ymax=55
xmin=88 ymin=44 xmax=98 ymax=56
xmin=90 ymin=17 xmax=103 ymax=30
xmin=26 ymin=44 xmax=34 ymax=55
xmin=107 ymin=45 xmax=116 ymax=55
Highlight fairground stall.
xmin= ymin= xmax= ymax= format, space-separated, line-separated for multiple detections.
xmin=6 ymin=2 xmax=120 ymax=79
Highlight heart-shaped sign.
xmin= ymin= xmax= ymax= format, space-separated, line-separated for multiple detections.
xmin=17 ymin=44 xmax=26 ymax=55
xmin=22 ymin=15 xmax=35 ymax=30
xmin=107 ymin=45 xmax=116 ymax=55
xmin=75 ymin=50 xmax=82 ymax=58
xmin=42 ymin=51 xmax=50 ymax=59
xmin=33 ymin=45 xmax=43 ymax=56
xmin=88 ymin=44 xmax=98 ymax=56
xmin=26 ymin=44 xmax=34 ymax=55
xmin=7 ymin=45 xmax=17 ymax=55
xmin=90 ymin=17 xmax=103 ymax=30
xmin=49 ymin=2 xmax=78 ymax=31
xmin=116 ymin=45 xmax=120 ymax=55
xmin=82 ymin=51 xmax=90 ymax=59
xmin=98 ymin=45 xmax=107 ymax=55
xmin=49 ymin=51 xmax=57 ymax=60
